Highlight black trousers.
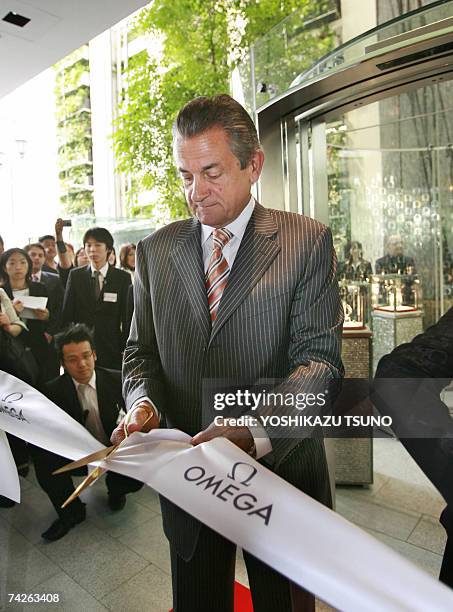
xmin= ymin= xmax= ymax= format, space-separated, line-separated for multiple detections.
xmin=170 ymin=524 xmax=315 ymax=612
xmin=440 ymin=507 xmax=453 ymax=588
xmin=31 ymin=446 xmax=143 ymax=520
xmin=6 ymin=434 xmax=29 ymax=470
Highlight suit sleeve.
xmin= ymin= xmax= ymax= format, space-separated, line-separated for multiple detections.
xmin=122 ymin=240 xmax=166 ymax=413
xmin=373 ymin=310 xmax=453 ymax=508
xmin=376 ymin=308 xmax=453 ymax=380
xmin=61 ymin=270 xmax=76 ymax=327
xmin=120 ymin=273 xmax=132 ymax=351
xmin=256 ymin=225 xmax=344 ymax=466
xmin=46 ymin=278 xmax=64 ymax=336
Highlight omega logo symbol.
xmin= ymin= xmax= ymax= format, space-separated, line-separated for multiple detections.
xmin=227 ymin=462 xmax=257 ymax=487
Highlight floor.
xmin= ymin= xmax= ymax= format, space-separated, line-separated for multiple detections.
xmin=0 ymin=438 xmax=447 ymax=612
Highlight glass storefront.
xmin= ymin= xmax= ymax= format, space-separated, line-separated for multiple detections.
xmin=256 ymin=0 xmax=453 ymax=361
xmin=322 ymin=81 xmax=453 ymax=329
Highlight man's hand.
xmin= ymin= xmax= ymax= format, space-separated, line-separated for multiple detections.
xmin=191 ymin=419 xmax=255 ymax=454
xmin=55 ymin=218 xmax=64 ymax=241
xmin=110 ymin=401 xmax=159 ymax=445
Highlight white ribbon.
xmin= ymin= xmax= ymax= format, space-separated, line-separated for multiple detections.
xmin=0 ymin=429 xmax=20 ymax=502
xmin=1 ymin=370 xmax=453 ymax=611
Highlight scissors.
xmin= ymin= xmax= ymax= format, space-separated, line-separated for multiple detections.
xmin=53 ymin=409 xmax=153 ymax=508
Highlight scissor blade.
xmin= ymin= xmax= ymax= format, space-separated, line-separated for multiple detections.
xmin=61 ymin=466 xmax=105 ymax=508
xmin=53 ymin=445 xmax=117 ymax=475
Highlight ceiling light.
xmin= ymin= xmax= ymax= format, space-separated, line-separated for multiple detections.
xmin=2 ymin=11 xmax=30 ymax=27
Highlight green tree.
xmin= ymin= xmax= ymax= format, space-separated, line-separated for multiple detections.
xmin=113 ymin=0 xmax=336 ymax=221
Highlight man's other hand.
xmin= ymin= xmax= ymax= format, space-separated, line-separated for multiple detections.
xmin=191 ymin=419 xmax=255 ymax=454
xmin=55 ymin=218 xmax=64 ymax=240
xmin=110 ymin=402 xmax=159 ymax=445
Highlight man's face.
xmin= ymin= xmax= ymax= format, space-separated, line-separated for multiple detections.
xmin=387 ymin=236 xmax=403 ymax=257
xmin=28 ymin=247 xmax=45 ymax=273
xmin=174 ymin=126 xmax=264 ymax=228
xmin=62 ymin=341 xmax=96 ymax=384
xmin=84 ymin=238 xmax=109 ymax=269
xmin=41 ymin=238 xmax=56 ymax=260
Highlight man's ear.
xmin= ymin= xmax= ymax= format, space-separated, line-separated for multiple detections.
xmin=249 ymin=149 xmax=265 ymax=185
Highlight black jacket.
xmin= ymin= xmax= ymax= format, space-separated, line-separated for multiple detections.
xmin=43 ymin=367 xmax=124 ymax=437
xmin=61 ymin=265 xmax=131 ymax=369
xmin=374 ymin=307 xmax=453 ymax=518
xmin=40 ymin=271 xmax=64 ymax=336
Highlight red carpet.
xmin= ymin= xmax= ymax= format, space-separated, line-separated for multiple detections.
xmin=170 ymin=581 xmax=253 ymax=611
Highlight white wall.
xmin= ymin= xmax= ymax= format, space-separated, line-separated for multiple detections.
xmin=89 ymin=31 xmax=121 ymax=219
xmin=0 ymin=69 xmax=59 ymax=247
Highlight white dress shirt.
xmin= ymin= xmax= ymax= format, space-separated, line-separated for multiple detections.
xmin=90 ymin=262 xmax=109 ymax=293
xmin=73 ymin=371 xmax=110 ymax=446
xmin=201 ymin=196 xmax=255 ymax=272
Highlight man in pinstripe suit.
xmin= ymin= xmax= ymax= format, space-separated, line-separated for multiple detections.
xmin=112 ymin=95 xmax=343 ymax=611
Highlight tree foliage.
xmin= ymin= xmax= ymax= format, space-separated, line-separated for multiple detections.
xmin=113 ymin=0 xmax=337 ymax=222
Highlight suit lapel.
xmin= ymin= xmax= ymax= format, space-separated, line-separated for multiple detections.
xmin=64 ymin=375 xmax=85 ymax=423
xmin=171 ymin=219 xmax=211 ymax=343
xmin=98 ymin=266 xmax=113 ymax=306
xmin=210 ymin=203 xmax=280 ymax=343
xmin=82 ymin=266 xmax=97 ymax=312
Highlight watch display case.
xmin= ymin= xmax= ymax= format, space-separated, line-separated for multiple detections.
xmin=339 ymin=280 xmax=368 ymax=329
xmin=371 ymin=274 xmax=422 ymax=314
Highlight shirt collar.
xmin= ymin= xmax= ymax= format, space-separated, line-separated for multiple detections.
xmin=201 ymin=196 xmax=255 ymax=246
xmin=73 ymin=370 xmax=96 ymax=393
xmin=90 ymin=262 xmax=109 ymax=277
xmin=34 ymin=270 xmax=42 ymax=281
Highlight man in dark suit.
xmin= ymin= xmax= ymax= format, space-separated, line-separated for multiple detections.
xmin=374 ymin=307 xmax=453 ymax=588
xmin=32 ymin=324 xmax=142 ymax=541
xmin=39 ymin=234 xmax=59 ymax=274
xmin=24 ymin=242 xmax=64 ymax=338
xmin=375 ymin=234 xmax=416 ymax=275
xmin=112 ymin=95 xmax=343 ymax=612
xmin=61 ymin=227 xmax=131 ymax=369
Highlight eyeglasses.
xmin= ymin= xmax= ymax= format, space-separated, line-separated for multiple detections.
xmin=64 ymin=350 xmax=94 ymax=366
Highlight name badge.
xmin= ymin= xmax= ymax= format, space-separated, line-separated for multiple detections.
xmin=103 ymin=292 xmax=118 ymax=303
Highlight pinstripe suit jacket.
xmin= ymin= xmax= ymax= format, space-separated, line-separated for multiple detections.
xmin=123 ymin=202 xmax=344 ymax=559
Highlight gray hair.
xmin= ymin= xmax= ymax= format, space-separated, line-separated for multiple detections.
xmin=173 ymin=94 xmax=261 ymax=169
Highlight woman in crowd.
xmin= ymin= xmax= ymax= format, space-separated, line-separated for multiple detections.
xmin=0 ymin=268 xmax=37 ymax=499
xmin=0 ymin=286 xmax=28 ymax=374
xmin=338 ymin=240 xmax=372 ymax=281
xmin=119 ymin=243 xmax=136 ymax=282
xmin=108 ymin=246 xmax=117 ymax=267
xmin=65 ymin=243 xmax=76 ymax=266
xmin=75 ymin=247 xmax=89 ymax=267
xmin=0 ymin=248 xmax=56 ymax=385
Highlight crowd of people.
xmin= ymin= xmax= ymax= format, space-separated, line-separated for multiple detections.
xmin=0 ymin=224 xmax=141 ymax=540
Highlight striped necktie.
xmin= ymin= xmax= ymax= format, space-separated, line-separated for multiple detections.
xmin=205 ymin=228 xmax=233 ymax=322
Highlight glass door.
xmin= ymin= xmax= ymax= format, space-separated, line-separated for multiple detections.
xmin=299 ymin=79 xmax=453 ymax=330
